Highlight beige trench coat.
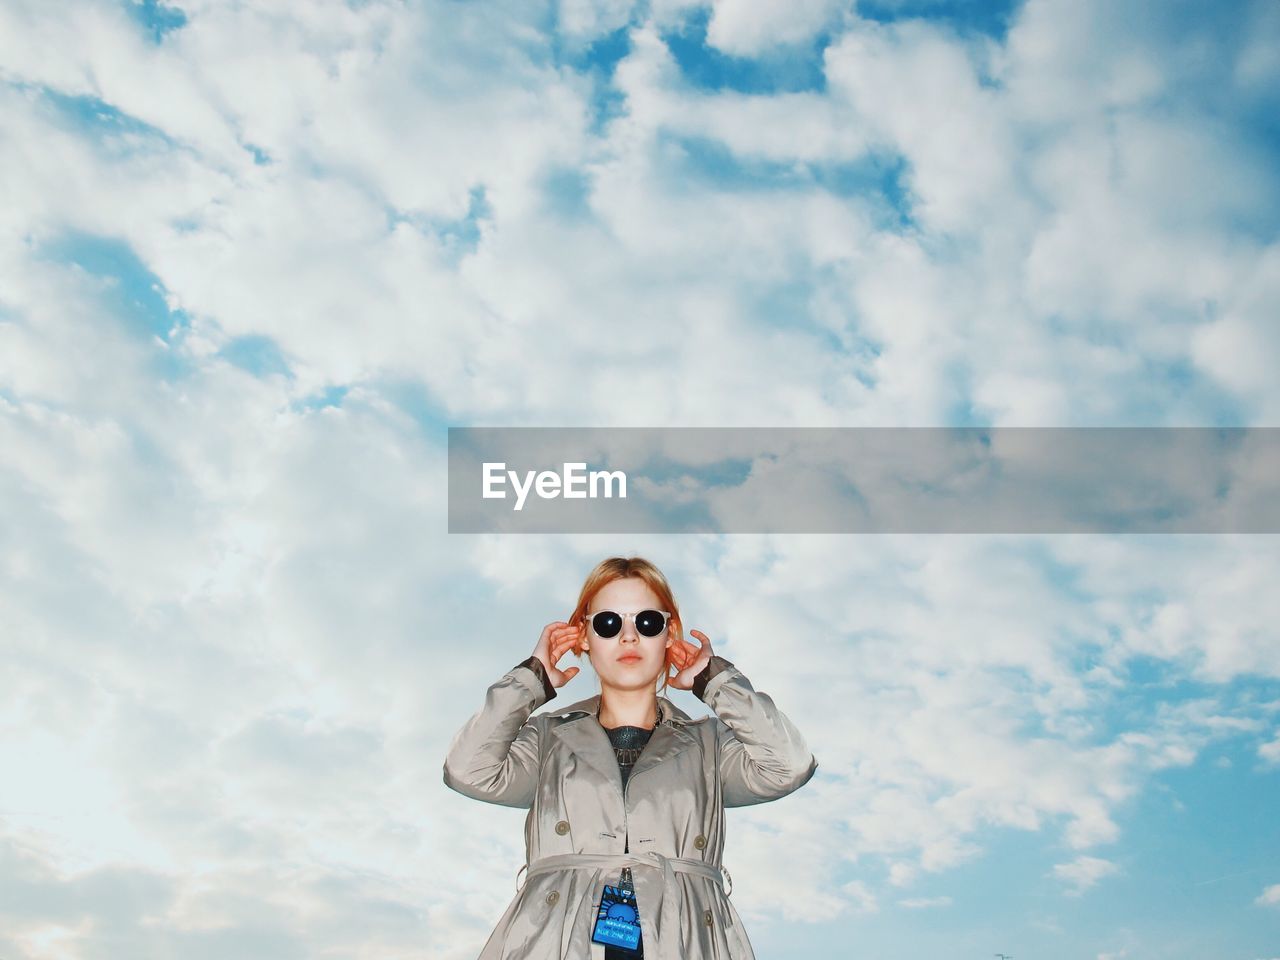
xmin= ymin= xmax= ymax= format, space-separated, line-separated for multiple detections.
xmin=443 ymin=658 xmax=818 ymax=959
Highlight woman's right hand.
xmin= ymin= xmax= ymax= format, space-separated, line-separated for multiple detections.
xmin=533 ymin=621 xmax=585 ymax=688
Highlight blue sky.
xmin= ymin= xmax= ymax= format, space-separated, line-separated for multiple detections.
xmin=1 ymin=1 xmax=1279 ymax=959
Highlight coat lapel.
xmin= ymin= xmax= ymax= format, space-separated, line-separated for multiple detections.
xmin=627 ymin=720 xmax=696 ymax=784
xmin=549 ymin=693 xmax=698 ymax=796
xmin=552 ymin=715 xmax=624 ymax=791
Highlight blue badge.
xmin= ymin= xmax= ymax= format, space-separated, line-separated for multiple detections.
xmin=590 ymin=883 xmax=643 ymax=952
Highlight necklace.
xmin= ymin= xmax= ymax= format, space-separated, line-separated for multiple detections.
xmin=603 ymin=704 xmax=664 ymax=765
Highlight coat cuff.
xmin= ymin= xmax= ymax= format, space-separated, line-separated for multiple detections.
xmin=692 ymin=654 xmax=734 ymax=701
xmin=515 ymin=655 xmax=557 ymax=704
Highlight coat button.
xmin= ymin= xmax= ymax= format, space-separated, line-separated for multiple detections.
xmin=555 ymin=820 xmax=570 ymax=835
xmin=704 ymin=908 xmax=713 ymax=927
xmin=547 ymin=890 xmax=560 ymax=905
xmin=693 ymin=834 xmax=707 ymax=849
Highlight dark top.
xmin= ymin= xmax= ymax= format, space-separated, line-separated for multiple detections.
xmin=604 ymin=721 xmax=655 ymax=791
xmin=511 ymin=652 xmax=734 ymax=958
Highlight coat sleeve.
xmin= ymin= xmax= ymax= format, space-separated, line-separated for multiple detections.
xmin=696 ymin=657 xmax=818 ymax=807
xmin=442 ymin=659 xmax=554 ymax=808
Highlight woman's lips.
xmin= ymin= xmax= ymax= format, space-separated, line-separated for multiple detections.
xmin=618 ymin=655 xmax=642 ymax=663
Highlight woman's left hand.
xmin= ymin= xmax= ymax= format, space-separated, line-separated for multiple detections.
xmin=666 ymin=629 xmax=714 ymax=690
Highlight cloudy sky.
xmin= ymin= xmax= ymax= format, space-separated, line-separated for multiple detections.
xmin=2 ymin=0 xmax=1279 ymax=958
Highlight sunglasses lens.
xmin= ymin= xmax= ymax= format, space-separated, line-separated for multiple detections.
xmin=591 ymin=612 xmax=622 ymax=638
xmin=636 ymin=610 xmax=667 ymax=637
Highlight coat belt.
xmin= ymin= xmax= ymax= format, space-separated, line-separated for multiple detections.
xmin=519 ymin=852 xmax=733 ymax=959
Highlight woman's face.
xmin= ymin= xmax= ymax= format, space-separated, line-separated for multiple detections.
xmin=582 ymin=577 xmax=674 ymax=693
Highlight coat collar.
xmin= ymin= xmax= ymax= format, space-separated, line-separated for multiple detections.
xmin=548 ymin=692 xmax=699 ymax=796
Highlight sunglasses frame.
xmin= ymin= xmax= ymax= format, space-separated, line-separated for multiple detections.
xmin=582 ymin=609 xmax=674 ymax=638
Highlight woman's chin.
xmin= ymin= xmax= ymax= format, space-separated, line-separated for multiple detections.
xmin=603 ymin=670 xmax=661 ymax=690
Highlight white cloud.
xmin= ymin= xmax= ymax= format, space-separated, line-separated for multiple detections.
xmin=839 ymin=878 xmax=879 ymax=914
xmin=897 ymin=894 xmax=951 ymax=908
xmin=1051 ymin=854 xmax=1119 ymax=895
xmin=705 ymin=0 xmax=847 ymax=55
xmin=558 ymin=0 xmax=637 ymax=41
xmin=825 ymin=19 xmax=1017 ymax=235
xmin=1256 ymin=883 xmax=1280 ymax=907
xmin=1191 ymin=247 xmax=1280 ymax=420
xmin=1260 ymin=734 xmax=1280 ymax=765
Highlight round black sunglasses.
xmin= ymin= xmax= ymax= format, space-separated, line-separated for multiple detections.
xmin=585 ymin=609 xmax=673 ymax=639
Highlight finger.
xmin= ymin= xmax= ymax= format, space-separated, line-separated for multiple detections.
xmin=549 ymin=635 xmax=574 ymax=658
xmin=551 ymin=635 xmax=577 ymax=659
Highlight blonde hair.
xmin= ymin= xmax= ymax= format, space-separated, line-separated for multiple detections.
xmin=568 ymin=556 xmax=682 ymax=694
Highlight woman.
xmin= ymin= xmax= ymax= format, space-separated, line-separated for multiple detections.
xmin=443 ymin=556 xmax=817 ymax=959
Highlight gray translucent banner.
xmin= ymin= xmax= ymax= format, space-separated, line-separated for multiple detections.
xmin=447 ymin=428 xmax=1280 ymax=533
